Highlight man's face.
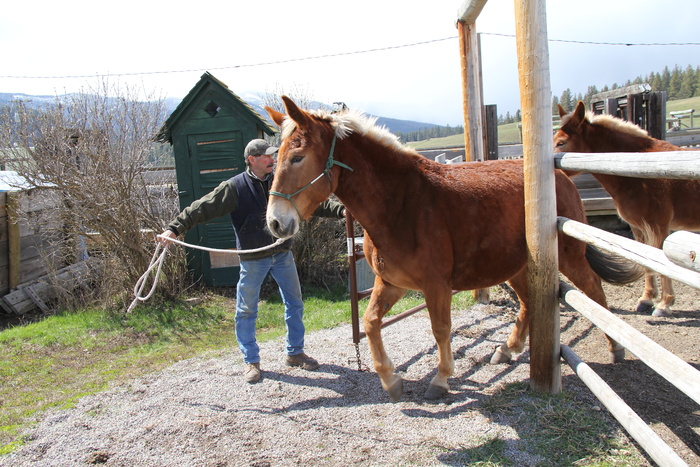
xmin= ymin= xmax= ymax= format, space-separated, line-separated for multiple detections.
xmin=248 ymin=152 xmax=275 ymax=175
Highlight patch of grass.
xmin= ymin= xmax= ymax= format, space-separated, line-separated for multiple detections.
xmin=439 ymin=437 xmax=512 ymax=466
xmin=0 ymin=296 xmax=238 ymax=453
xmin=481 ymin=382 xmax=647 ymax=466
xmin=666 ymin=95 xmax=700 ymax=117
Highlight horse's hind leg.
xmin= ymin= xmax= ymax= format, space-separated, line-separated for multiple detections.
xmin=654 ymin=274 xmax=675 ymax=317
xmin=630 ymin=225 xmax=659 ymax=313
xmin=491 ymin=271 xmax=529 ymax=364
xmin=648 ymin=227 xmax=674 ymax=317
xmin=637 ymin=270 xmax=659 ymax=314
xmin=363 ymin=277 xmax=406 ymax=402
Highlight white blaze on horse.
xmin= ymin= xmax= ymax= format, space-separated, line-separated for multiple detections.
xmin=266 ymin=96 xmax=641 ymax=402
xmin=555 ymin=101 xmax=700 ymax=317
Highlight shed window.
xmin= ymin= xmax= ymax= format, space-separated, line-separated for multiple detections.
xmin=204 ymin=101 xmax=221 ymax=117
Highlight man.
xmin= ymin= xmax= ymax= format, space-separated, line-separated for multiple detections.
xmin=159 ymin=139 xmax=343 ymax=384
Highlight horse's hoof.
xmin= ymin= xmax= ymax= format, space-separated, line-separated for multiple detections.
xmin=610 ymin=348 xmax=625 ymax=364
xmin=424 ymin=384 xmax=448 ymax=400
xmin=490 ymin=346 xmax=512 ymax=364
xmin=386 ymin=377 xmax=403 ymax=403
xmin=636 ymin=300 xmax=654 ymax=314
xmin=652 ymin=307 xmax=672 ymax=317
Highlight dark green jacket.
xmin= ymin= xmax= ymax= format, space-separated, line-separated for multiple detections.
xmin=168 ymin=169 xmax=344 ymax=260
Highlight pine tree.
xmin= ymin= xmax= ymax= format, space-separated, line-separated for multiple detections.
xmin=559 ymin=88 xmax=573 ymax=112
xmin=661 ymin=66 xmax=671 ymax=93
xmin=669 ymin=65 xmax=682 ymax=99
xmin=678 ymin=65 xmax=696 ymax=99
xmin=551 ymin=95 xmax=560 ymax=115
xmin=582 ymin=85 xmax=598 ymax=108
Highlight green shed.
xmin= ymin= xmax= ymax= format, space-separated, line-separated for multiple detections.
xmin=157 ymin=72 xmax=276 ymax=286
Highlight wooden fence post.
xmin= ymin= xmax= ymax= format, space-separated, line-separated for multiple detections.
xmin=514 ymin=0 xmax=561 ymax=393
xmin=457 ymin=1 xmax=487 ymax=162
xmin=458 ymin=0 xmax=490 ymax=303
xmin=484 ymin=104 xmax=499 ymax=160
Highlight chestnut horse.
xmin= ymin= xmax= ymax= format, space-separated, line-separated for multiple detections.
xmin=555 ymin=101 xmax=700 ymax=316
xmin=266 ymin=96 xmax=641 ymax=402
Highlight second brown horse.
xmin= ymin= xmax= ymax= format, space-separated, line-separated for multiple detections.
xmin=555 ymin=101 xmax=700 ymax=316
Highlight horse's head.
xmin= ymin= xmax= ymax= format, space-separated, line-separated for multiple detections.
xmin=265 ymin=96 xmax=348 ymax=239
xmin=553 ymin=100 xmax=592 ymax=154
xmin=554 ymin=100 xmax=654 ymax=159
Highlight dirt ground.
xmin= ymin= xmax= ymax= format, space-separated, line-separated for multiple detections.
xmin=1 ymin=275 xmax=698 ymax=466
xmin=555 ymin=277 xmax=700 ymax=465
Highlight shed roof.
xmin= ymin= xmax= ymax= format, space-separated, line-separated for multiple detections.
xmin=156 ymin=72 xmax=276 ymax=143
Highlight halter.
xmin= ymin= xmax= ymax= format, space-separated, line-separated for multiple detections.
xmin=269 ymin=134 xmax=353 ymax=217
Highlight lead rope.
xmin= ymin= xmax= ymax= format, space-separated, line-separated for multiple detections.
xmin=125 ymin=235 xmax=286 ymax=315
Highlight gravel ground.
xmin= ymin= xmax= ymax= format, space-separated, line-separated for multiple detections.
xmin=2 ymin=291 xmax=546 ymax=467
xmin=4 ymin=279 xmax=697 ymax=466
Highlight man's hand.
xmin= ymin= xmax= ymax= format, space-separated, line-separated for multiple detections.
xmin=158 ymin=229 xmax=178 ymax=247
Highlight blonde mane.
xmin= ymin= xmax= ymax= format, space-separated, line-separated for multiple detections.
xmin=587 ymin=111 xmax=651 ymax=139
xmin=281 ymin=107 xmax=410 ymax=153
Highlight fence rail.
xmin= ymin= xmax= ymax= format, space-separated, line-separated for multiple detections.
xmin=554 ymin=151 xmax=700 ymax=179
xmin=555 ymin=151 xmax=700 ymax=466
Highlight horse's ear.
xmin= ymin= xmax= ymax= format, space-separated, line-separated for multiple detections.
xmin=265 ymin=106 xmax=286 ymax=127
xmin=573 ymin=101 xmax=586 ymax=122
xmin=281 ymin=95 xmax=312 ymax=130
xmin=557 ymin=104 xmax=567 ymax=118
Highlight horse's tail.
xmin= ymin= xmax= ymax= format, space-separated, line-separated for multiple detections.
xmin=585 ymin=244 xmax=644 ymax=285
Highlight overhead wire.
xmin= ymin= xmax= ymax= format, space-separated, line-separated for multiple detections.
xmin=1 ymin=34 xmax=699 ymax=81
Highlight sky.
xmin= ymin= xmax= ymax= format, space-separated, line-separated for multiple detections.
xmin=2 ymin=0 xmax=699 ymax=126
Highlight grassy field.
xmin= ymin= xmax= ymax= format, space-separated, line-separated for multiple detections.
xmin=408 ymin=96 xmax=700 ymax=151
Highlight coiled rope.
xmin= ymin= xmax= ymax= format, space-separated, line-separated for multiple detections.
xmin=125 ymin=235 xmax=286 ymax=314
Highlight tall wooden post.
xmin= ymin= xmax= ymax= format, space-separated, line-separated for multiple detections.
xmin=514 ymin=0 xmax=561 ymax=393
xmin=457 ymin=0 xmax=487 ymax=162
xmin=458 ymin=0 xmax=490 ymax=303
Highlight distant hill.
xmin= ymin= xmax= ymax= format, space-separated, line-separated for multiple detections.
xmin=234 ymin=92 xmax=442 ymax=134
xmin=0 ymin=92 xmax=443 ymax=136
xmin=0 ymin=92 xmax=57 ymax=107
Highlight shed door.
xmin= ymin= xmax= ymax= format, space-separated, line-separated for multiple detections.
xmin=185 ymin=131 xmax=245 ymax=286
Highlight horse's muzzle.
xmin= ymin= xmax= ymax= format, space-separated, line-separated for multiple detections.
xmin=266 ymin=200 xmax=299 ymax=239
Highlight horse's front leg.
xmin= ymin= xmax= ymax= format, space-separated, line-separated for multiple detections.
xmin=363 ymin=277 xmax=406 ymax=402
xmin=423 ymin=288 xmax=454 ymax=400
xmin=651 ymin=228 xmax=674 ymax=317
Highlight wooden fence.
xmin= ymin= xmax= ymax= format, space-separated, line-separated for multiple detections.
xmin=459 ymin=1 xmax=699 ymax=464
xmin=0 ymin=188 xmax=87 ymax=315
xmin=0 ymin=189 xmax=61 ymax=293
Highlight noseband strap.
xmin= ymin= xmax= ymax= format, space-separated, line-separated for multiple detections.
xmin=269 ymin=134 xmax=353 ymax=217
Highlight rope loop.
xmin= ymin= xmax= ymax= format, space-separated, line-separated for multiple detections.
xmin=125 ymin=235 xmax=286 ymax=314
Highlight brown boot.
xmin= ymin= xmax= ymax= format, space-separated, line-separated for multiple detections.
xmin=285 ymin=353 xmax=320 ymax=371
xmin=244 ymin=362 xmax=261 ymax=383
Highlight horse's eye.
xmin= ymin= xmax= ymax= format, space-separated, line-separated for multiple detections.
xmin=555 ymin=140 xmax=566 ymax=148
xmin=291 ymin=155 xmax=303 ymax=164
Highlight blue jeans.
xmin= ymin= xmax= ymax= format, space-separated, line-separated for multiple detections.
xmin=235 ymin=250 xmax=305 ymax=364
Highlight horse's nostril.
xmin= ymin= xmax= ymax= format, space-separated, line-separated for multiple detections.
xmin=269 ymin=219 xmax=282 ymax=235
